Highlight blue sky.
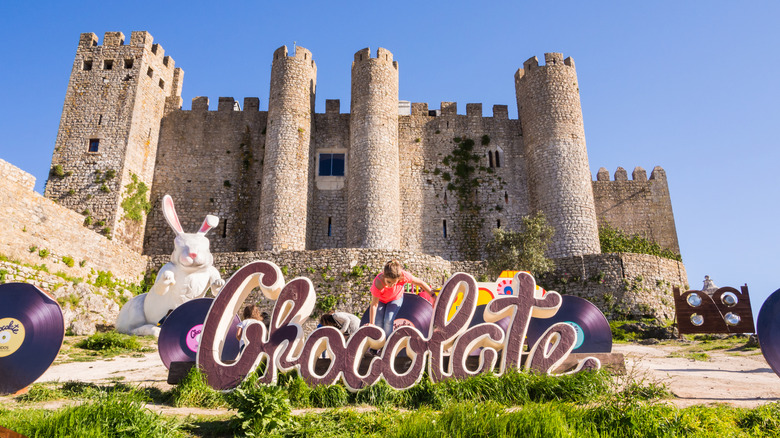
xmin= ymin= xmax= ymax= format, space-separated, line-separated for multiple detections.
xmin=1 ymin=1 xmax=778 ymax=322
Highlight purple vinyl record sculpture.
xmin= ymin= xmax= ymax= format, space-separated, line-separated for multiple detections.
xmin=158 ymin=297 xmax=240 ymax=369
xmin=526 ymin=295 xmax=612 ymax=354
xmin=361 ymin=293 xmax=433 ymax=337
xmin=0 ymin=283 xmax=64 ymax=395
xmin=758 ymin=288 xmax=780 ymax=378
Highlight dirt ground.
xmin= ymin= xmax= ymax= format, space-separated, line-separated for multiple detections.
xmin=5 ymin=341 xmax=780 ymax=412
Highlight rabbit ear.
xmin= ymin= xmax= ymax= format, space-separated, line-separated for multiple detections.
xmin=198 ymin=215 xmax=219 ymax=235
xmin=162 ymin=194 xmax=184 ymax=234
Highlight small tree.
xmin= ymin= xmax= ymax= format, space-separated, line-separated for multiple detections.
xmin=485 ymin=211 xmax=555 ymax=279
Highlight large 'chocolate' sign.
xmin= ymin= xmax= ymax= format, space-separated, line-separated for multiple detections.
xmin=197 ymin=261 xmax=600 ymax=391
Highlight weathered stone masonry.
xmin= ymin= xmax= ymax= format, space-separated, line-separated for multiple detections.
xmin=2 ymin=31 xmax=690 ymax=322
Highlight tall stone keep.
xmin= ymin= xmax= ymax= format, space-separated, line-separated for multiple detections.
xmin=45 ymin=31 xmax=181 ymax=251
xmin=258 ymin=46 xmax=317 ymax=250
xmin=515 ymin=53 xmax=601 ymax=258
xmin=348 ymin=48 xmax=400 ymax=249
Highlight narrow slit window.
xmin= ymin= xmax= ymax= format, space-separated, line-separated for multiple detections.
xmin=222 ymin=219 xmax=227 ymax=238
xmin=98 ymin=114 xmax=102 ymax=125
xmin=488 ymin=151 xmax=494 ymax=168
xmin=147 ymin=67 xmax=153 ymax=78
xmin=497 ymin=219 xmax=501 ymax=228
xmin=495 ymin=151 xmax=501 ymax=168
xmin=327 ymin=217 xmax=332 ymax=237
xmin=504 ymin=192 xmax=509 ymax=204
xmin=88 ymin=139 xmax=100 ymax=153
xmin=159 ymin=79 xmax=165 ymax=90
xmin=443 ymin=220 xmax=448 ymax=238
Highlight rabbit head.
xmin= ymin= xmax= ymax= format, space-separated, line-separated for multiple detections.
xmin=162 ymin=194 xmax=219 ymax=271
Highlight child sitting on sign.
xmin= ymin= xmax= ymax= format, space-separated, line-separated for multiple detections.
xmin=236 ymin=304 xmax=263 ymax=350
xmin=368 ymin=260 xmax=432 ymax=336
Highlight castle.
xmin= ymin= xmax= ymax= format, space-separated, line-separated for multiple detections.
xmin=0 ymin=31 xmax=688 ymax=323
xmin=44 ymin=31 xmax=679 ymax=263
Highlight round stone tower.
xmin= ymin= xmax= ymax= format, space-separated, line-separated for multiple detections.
xmin=514 ymin=53 xmax=600 ymax=258
xmin=258 ymin=45 xmax=317 ymax=250
xmin=347 ymin=48 xmax=400 ymax=249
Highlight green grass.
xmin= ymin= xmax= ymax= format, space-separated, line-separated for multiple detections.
xmin=167 ymin=367 xmax=229 ymax=409
xmin=3 ymin=389 xmax=184 ymax=437
xmin=75 ymin=332 xmax=153 ymax=354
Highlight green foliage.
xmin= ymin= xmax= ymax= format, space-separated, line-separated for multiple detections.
xmin=52 ymin=164 xmax=65 ymax=177
xmin=62 ymin=255 xmax=75 ymax=267
xmin=228 ymin=372 xmax=297 ymax=436
xmin=167 ymin=367 xmax=229 ymax=408
xmin=223 ymin=180 xmax=232 ymax=187
xmin=121 ymin=173 xmax=152 ymax=222
xmin=94 ymin=270 xmax=117 ymax=288
xmin=310 ymin=383 xmax=349 ymax=407
xmin=0 ymin=269 xmax=7 ymax=283
xmin=599 ymin=221 xmax=682 ymax=261
xmin=84 ymin=215 xmax=93 ymax=225
xmin=75 ymin=332 xmax=147 ymax=353
xmin=280 ymin=265 xmax=289 ymax=276
xmin=316 ymin=295 xmax=338 ymax=313
xmin=57 ymin=293 xmax=81 ymax=309
xmin=4 ymin=389 xmax=184 ymax=438
xmin=481 ymin=134 xmax=490 ymax=145
xmin=28 ymin=245 xmax=37 ymax=253
xmin=38 ymin=248 xmax=50 ymax=258
xmin=100 ymin=183 xmax=111 ymax=193
xmin=485 ymin=211 xmax=555 ymax=278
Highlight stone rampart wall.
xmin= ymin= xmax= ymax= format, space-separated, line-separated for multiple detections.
xmin=0 ymin=159 xmax=148 ymax=282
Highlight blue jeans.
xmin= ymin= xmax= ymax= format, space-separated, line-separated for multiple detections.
xmin=376 ymin=297 xmax=403 ymax=337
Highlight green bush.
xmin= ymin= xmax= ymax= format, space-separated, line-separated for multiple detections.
xmin=229 ymin=372 xmax=296 ymax=436
xmin=167 ymin=367 xmax=229 ymax=408
xmin=75 ymin=332 xmax=145 ymax=353
xmin=600 ymin=221 xmax=682 ymax=261
xmin=485 ymin=211 xmax=555 ymax=278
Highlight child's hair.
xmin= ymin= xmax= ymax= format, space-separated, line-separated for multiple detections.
xmin=384 ymin=260 xmax=403 ymax=280
xmin=242 ymin=304 xmax=262 ymax=320
xmin=320 ymin=313 xmax=341 ymax=329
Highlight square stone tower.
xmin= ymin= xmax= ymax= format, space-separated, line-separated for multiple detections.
xmin=44 ymin=31 xmax=182 ymax=250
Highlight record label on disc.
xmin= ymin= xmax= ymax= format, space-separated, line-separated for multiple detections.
xmin=186 ymin=324 xmax=203 ymax=353
xmin=0 ymin=318 xmax=25 ymax=357
xmin=564 ymin=321 xmax=585 ymax=350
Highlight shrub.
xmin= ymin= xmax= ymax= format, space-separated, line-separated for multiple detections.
xmin=75 ymin=331 xmax=144 ymax=352
xmin=229 ymin=372 xmax=296 ymax=436
xmin=167 ymin=367 xmax=228 ymax=408
xmin=485 ymin=211 xmax=554 ymax=278
xmin=599 ymin=221 xmax=682 ymax=261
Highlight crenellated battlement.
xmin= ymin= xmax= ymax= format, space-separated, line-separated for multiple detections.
xmin=352 ymin=47 xmax=398 ymax=70
xmin=76 ymin=31 xmax=176 ymax=71
xmin=514 ymin=52 xmax=576 ymax=82
xmin=595 ymin=166 xmax=667 ymax=182
xmin=187 ymin=96 xmax=263 ymax=112
xmin=272 ymin=45 xmax=316 ymax=69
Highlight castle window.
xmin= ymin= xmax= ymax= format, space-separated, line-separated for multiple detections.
xmin=443 ymin=220 xmax=448 ymax=238
xmin=504 ymin=192 xmax=509 ymax=204
xmin=103 ymin=60 xmax=113 ymax=70
xmin=83 ymin=60 xmax=93 ymax=71
xmin=488 ymin=151 xmax=494 ymax=168
xmin=98 ymin=114 xmax=102 ymax=125
xmin=318 ymin=153 xmax=345 ymax=177
xmin=88 ymin=139 xmax=100 ymax=153
xmin=495 ymin=151 xmax=501 ymax=168
xmin=147 ymin=67 xmax=153 ymax=78
xmin=124 ymin=58 xmax=134 ymax=69
xmin=327 ymin=217 xmax=332 ymax=237
xmin=497 ymin=219 xmax=501 ymax=228
xmin=222 ymin=219 xmax=227 ymax=238
xmin=159 ymin=79 xmax=165 ymax=90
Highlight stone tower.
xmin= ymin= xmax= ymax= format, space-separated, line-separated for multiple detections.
xmin=347 ymin=48 xmax=400 ymax=249
xmin=258 ymin=46 xmax=317 ymax=250
xmin=44 ymin=31 xmax=180 ymax=251
xmin=514 ymin=53 xmax=600 ymax=258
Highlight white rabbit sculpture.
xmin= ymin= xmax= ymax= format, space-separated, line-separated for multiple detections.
xmin=116 ymin=195 xmax=225 ymax=336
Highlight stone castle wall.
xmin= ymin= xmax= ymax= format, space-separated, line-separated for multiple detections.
xmin=515 ymin=53 xmax=601 ymax=258
xmin=43 ymin=32 xmax=179 ymax=251
xmin=145 ymin=249 xmax=684 ymax=331
xmin=592 ymin=166 xmax=680 ymax=253
xmin=143 ymin=97 xmax=267 ymax=255
xmin=0 ymin=159 xmax=148 ymax=282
